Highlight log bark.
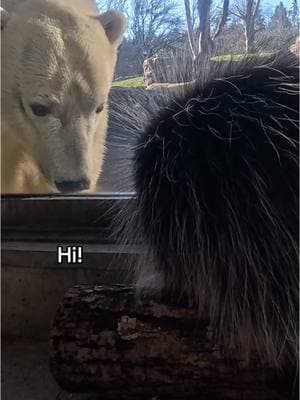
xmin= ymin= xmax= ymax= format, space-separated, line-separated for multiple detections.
xmin=50 ymin=284 xmax=293 ymax=400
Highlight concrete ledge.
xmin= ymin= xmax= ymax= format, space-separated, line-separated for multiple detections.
xmin=2 ymin=242 xmax=135 ymax=340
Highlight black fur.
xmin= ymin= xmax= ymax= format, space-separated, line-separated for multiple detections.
xmin=111 ymin=51 xmax=299 ymax=373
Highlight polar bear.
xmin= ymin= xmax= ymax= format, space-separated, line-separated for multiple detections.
xmin=1 ymin=0 xmax=125 ymax=193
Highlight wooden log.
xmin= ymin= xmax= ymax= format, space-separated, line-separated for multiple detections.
xmin=49 ymin=284 xmax=294 ymax=400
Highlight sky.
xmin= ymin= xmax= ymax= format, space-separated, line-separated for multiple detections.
xmin=173 ymin=1 xmax=296 ymax=20
xmin=262 ymin=0 xmax=294 ymax=6
xmin=206 ymin=0 xmax=295 ymax=13
xmin=178 ymin=1 xmax=297 ymax=23
xmin=214 ymin=0 xmax=293 ymax=6
xmin=212 ymin=0 xmax=294 ymax=12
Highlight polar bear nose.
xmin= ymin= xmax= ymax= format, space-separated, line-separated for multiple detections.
xmin=55 ymin=178 xmax=91 ymax=193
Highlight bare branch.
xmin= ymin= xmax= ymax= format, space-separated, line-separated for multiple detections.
xmin=130 ymin=0 xmax=183 ymax=57
xmin=230 ymin=9 xmax=245 ymax=19
xmin=229 ymin=0 xmax=261 ymax=52
xmin=253 ymin=0 xmax=260 ymax=19
xmin=213 ymin=0 xmax=230 ymax=39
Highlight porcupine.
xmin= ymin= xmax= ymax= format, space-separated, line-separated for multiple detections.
xmin=108 ymin=46 xmax=299 ymax=378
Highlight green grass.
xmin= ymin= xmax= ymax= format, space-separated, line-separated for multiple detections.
xmin=112 ymin=76 xmax=145 ymax=88
xmin=113 ymin=52 xmax=273 ymax=87
xmin=211 ymin=52 xmax=272 ymax=62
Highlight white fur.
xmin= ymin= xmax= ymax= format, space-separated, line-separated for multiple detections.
xmin=1 ymin=0 xmax=125 ymax=193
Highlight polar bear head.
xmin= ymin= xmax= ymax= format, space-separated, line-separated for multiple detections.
xmin=1 ymin=0 xmax=125 ymax=192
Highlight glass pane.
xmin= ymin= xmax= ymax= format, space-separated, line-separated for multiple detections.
xmin=96 ymin=87 xmax=137 ymax=194
xmin=2 ymin=0 xmax=297 ymax=196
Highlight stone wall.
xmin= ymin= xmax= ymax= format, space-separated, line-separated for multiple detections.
xmin=143 ymin=55 xmax=174 ymax=86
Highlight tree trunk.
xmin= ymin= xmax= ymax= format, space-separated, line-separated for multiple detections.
xmin=212 ymin=0 xmax=230 ymax=39
xmin=244 ymin=0 xmax=260 ymax=53
xmin=197 ymin=0 xmax=213 ymax=56
xmin=184 ymin=0 xmax=196 ymax=59
xmin=49 ymin=284 xmax=293 ymax=400
xmin=245 ymin=19 xmax=255 ymax=52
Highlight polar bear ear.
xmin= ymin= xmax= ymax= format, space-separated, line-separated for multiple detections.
xmin=1 ymin=7 xmax=9 ymax=30
xmin=97 ymin=10 xmax=126 ymax=47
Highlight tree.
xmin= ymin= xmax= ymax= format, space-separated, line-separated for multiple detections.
xmin=184 ymin=0 xmax=197 ymax=58
xmin=197 ymin=0 xmax=213 ymax=55
xmin=269 ymin=2 xmax=292 ymax=32
xmin=130 ymin=0 xmax=183 ymax=57
xmin=231 ymin=0 xmax=261 ymax=53
xmin=212 ymin=0 xmax=230 ymax=39
xmin=254 ymin=4 xmax=266 ymax=32
xmin=96 ymin=0 xmax=129 ymax=14
xmin=184 ymin=0 xmax=230 ymax=59
xmin=289 ymin=0 xmax=299 ymax=30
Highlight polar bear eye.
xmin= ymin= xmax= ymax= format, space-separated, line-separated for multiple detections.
xmin=30 ymin=103 xmax=51 ymax=117
xmin=96 ymin=104 xmax=104 ymax=114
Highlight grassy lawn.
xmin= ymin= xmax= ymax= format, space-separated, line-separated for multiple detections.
xmin=113 ymin=53 xmax=274 ymax=87
xmin=112 ymin=76 xmax=145 ymax=88
xmin=211 ymin=52 xmax=272 ymax=62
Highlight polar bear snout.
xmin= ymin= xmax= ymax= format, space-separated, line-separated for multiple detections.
xmin=55 ymin=178 xmax=91 ymax=193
